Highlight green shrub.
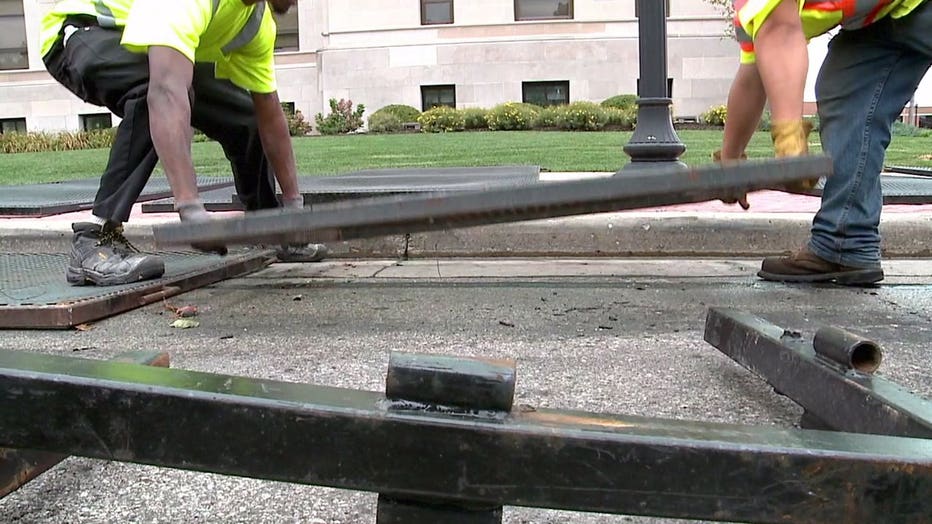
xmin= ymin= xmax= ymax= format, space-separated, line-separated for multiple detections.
xmin=286 ymin=109 xmax=313 ymax=136
xmin=604 ymin=107 xmax=636 ymax=130
xmin=461 ymin=108 xmax=489 ymax=130
xmin=534 ymin=106 xmax=561 ymax=128
xmin=315 ymin=98 xmax=366 ymax=135
xmin=486 ymin=102 xmax=538 ymax=131
xmin=417 ymin=106 xmax=465 ymax=133
xmin=601 ymin=94 xmax=638 ymax=111
xmin=367 ymin=111 xmax=404 ymax=133
xmin=554 ymin=101 xmax=609 ymax=131
xmin=373 ymin=104 xmax=421 ymax=123
xmin=701 ymin=104 xmax=728 ymax=126
xmin=0 ymin=129 xmax=116 ymax=154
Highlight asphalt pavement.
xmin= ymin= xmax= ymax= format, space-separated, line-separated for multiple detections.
xmin=1 ymin=258 xmax=930 ymax=524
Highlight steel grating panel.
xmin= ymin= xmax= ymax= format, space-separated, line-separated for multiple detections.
xmin=0 ymin=176 xmax=235 ymax=217
xmin=141 ymin=165 xmax=542 ymax=213
xmin=141 ymin=185 xmax=243 ymax=214
xmin=796 ymin=173 xmax=932 ymax=204
xmin=0 ymin=249 xmax=274 ymax=329
xmin=153 ymin=156 xmax=833 ymax=248
xmin=886 ymin=165 xmax=932 ymax=178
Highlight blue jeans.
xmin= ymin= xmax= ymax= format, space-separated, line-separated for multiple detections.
xmin=809 ymin=1 xmax=932 ymax=268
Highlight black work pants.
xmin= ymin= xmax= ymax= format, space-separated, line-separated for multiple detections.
xmin=43 ymin=24 xmax=280 ymax=223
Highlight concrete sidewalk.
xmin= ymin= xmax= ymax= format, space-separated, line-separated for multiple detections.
xmin=2 ymin=172 xmax=932 ymax=257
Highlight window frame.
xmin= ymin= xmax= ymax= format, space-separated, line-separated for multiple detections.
xmin=420 ymin=84 xmax=457 ymax=111
xmin=514 ymin=0 xmax=574 ymax=22
xmin=0 ymin=117 xmax=26 ymax=134
xmin=79 ymin=113 xmax=113 ymax=131
xmin=0 ymin=0 xmax=29 ymax=71
xmin=273 ymin=9 xmax=300 ymax=52
xmin=521 ymin=80 xmax=570 ymax=107
xmin=421 ymin=0 xmax=454 ymax=25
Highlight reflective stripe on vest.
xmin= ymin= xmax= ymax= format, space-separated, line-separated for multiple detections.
xmin=94 ymin=0 xmax=118 ymax=28
xmin=222 ymin=1 xmax=265 ymax=54
xmin=802 ymin=0 xmax=891 ymax=28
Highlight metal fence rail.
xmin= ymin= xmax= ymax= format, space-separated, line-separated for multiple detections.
xmin=0 ymin=348 xmax=929 ymax=523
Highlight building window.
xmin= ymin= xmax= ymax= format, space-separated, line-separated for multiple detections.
xmin=273 ymin=9 xmax=299 ymax=51
xmin=522 ymin=81 xmax=569 ymax=106
xmin=422 ymin=0 xmax=453 ymax=25
xmin=636 ymin=78 xmax=674 ymax=98
xmin=0 ymin=117 xmax=26 ymax=134
xmin=80 ymin=113 xmax=113 ymax=131
xmin=0 ymin=0 xmax=28 ymax=71
xmin=635 ymin=0 xmax=671 ymax=17
xmin=515 ymin=0 xmax=573 ymax=21
xmin=281 ymin=102 xmax=296 ymax=116
xmin=421 ymin=85 xmax=456 ymax=110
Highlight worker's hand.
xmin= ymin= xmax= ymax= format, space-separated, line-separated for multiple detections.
xmin=772 ymin=120 xmax=821 ymax=193
xmin=713 ymin=150 xmax=751 ymax=210
xmin=176 ymin=201 xmax=228 ymax=256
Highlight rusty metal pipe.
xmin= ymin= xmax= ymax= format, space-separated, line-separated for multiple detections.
xmin=813 ymin=326 xmax=883 ymax=374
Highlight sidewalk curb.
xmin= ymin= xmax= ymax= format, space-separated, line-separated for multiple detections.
xmin=3 ymin=213 xmax=931 ymax=258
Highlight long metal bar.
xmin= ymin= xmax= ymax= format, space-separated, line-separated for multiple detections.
xmin=152 ymin=156 xmax=833 ymax=248
xmin=0 ymin=349 xmax=929 ymax=524
xmin=0 ymin=351 xmax=169 ymax=498
xmin=704 ymin=308 xmax=932 ymax=439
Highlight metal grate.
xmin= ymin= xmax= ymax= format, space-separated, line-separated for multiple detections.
xmin=886 ymin=165 xmax=932 ymax=178
xmin=0 ymin=249 xmax=274 ymax=328
xmin=141 ymin=185 xmax=243 ymax=214
xmin=141 ymin=166 xmax=542 ymax=213
xmin=800 ymin=174 xmax=932 ymax=204
xmin=0 ymin=176 xmax=235 ymax=217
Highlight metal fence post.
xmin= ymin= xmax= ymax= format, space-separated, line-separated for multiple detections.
xmin=620 ymin=0 xmax=687 ymax=172
xmin=375 ymin=352 xmax=516 ymax=524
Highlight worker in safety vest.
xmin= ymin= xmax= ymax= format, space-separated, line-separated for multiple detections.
xmin=41 ymin=0 xmax=327 ymax=286
xmin=718 ymin=0 xmax=929 ymax=285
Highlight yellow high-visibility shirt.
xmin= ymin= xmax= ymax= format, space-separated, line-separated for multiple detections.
xmin=40 ymin=0 xmax=278 ymax=93
xmin=734 ymin=0 xmax=927 ymax=64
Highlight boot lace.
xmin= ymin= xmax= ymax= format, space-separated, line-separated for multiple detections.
xmin=99 ymin=225 xmax=141 ymax=255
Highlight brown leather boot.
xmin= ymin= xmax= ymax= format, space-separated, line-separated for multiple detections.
xmin=759 ymin=246 xmax=884 ymax=285
xmin=771 ymin=120 xmax=820 ymax=192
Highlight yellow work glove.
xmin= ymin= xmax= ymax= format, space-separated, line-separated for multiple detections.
xmin=771 ymin=120 xmax=820 ymax=191
xmin=712 ymin=149 xmax=750 ymax=210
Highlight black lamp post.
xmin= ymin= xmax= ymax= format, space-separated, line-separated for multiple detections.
xmin=619 ymin=0 xmax=687 ymax=172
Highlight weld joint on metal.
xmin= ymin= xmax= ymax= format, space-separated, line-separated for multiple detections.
xmin=379 ymin=398 xmax=509 ymax=421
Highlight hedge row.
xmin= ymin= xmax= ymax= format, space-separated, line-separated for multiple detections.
xmin=369 ymin=101 xmax=639 ymax=134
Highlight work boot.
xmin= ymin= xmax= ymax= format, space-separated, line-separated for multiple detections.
xmin=66 ymin=222 xmax=165 ymax=286
xmin=758 ymin=246 xmax=884 ymax=286
xmin=771 ymin=120 xmax=820 ymax=192
xmin=276 ymin=195 xmax=329 ymax=263
xmin=276 ymin=243 xmax=329 ymax=263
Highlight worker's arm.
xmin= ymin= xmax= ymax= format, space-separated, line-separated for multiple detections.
xmin=147 ymin=46 xmax=199 ymax=205
xmin=251 ymin=90 xmax=301 ymax=203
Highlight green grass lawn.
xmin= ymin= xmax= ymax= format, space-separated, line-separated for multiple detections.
xmin=0 ymin=130 xmax=929 ymax=185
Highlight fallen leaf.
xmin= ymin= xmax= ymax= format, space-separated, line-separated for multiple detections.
xmin=176 ymin=305 xmax=198 ymax=318
xmin=164 ymin=301 xmax=198 ymax=318
xmin=170 ymin=319 xmax=200 ymax=329
xmin=73 ymin=323 xmax=93 ymax=331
